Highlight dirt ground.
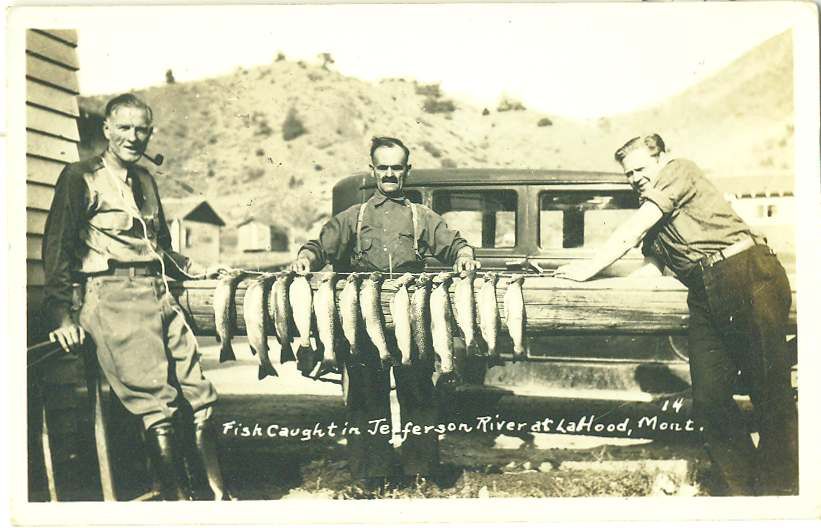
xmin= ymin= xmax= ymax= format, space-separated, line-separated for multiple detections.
xmin=197 ymin=339 xmax=719 ymax=500
xmin=29 ymin=338 xmax=722 ymax=502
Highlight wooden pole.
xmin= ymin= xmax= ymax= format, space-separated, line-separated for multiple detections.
xmin=169 ymin=275 xmax=797 ymax=337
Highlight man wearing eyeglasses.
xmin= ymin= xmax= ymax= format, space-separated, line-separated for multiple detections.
xmin=289 ymin=136 xmax=480 ymax=491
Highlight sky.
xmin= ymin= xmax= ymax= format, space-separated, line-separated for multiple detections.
xmin=75 ymin=4 xmax=795 ymax=119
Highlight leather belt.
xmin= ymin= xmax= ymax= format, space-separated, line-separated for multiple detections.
xmin=700 ymin=236 xmax=758 ymax=268
xmin=88 ymin=262 xmax=161 ymax=278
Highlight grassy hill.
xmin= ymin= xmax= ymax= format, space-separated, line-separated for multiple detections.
xmin=79 ymin=30 xmax=793 ymax=258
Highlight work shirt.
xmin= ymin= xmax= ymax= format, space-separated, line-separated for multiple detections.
xmin=300 ymin=191 xmax=469 ymax=272
xmin=640 ymin=158 xmax=753 ymax=280
xmin=42 ymin=155 xmax=191 ymax=324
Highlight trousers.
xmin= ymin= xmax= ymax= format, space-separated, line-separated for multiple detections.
xmin=79 ymin=276 xmax=218 ymax=429
xmin=341 ymin=349 xmax=439 ymax=479
xmin=685 ymin=245 xmax=797 ymax=495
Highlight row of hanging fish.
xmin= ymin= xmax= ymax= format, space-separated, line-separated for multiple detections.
xmin=211 ymin=269 xmax=528 ymax=379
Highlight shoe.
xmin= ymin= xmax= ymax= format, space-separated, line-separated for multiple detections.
xmin=145 ymin=422 xmax=191 ymax=501
xmin=185 ymin=421 xmax=236 ymax=501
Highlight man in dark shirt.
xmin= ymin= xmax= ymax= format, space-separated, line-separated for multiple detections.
xmin=555 ymin=134 xmax=797 ymax=496
xmin=43 ymin=94 xmax=232 ymax=501
xmin=289 ymin=136 xmax=480 ymax=490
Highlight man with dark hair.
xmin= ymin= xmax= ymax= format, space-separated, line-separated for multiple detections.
xmin=289 ymin=136 xmax=480 ymax=490
xmin=43 ymin=93 xmax=233 ymax=501
xmin=555 ymin=134 xmax=797 ymax=496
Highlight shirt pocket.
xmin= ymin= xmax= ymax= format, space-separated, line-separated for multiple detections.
xmin=392 ymin=232 xmax=419 ymax=262
xmin=90 ymin=211 xmax=134 ymax=233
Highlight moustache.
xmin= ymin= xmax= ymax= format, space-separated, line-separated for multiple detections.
xmin=381 ymin=176 xmax=399 ymax=184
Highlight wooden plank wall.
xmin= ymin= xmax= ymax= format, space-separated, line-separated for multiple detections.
xmin=25 ymin=29 xmax=80 ymax=342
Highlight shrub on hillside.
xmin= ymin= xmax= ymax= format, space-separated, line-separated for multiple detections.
xmin=441 ymin=158 xmax=457 ymax=168
xmin=415 ymin=83 xmax=442 ymax=98
xmin=537 ymin=117 xmax=553 ymax=127
xmin=245 ymin=167 xmax=265 ymax=182
xmin=282 ymin=108 xmax=307 ymax=141
xmin=255 ymin=119 xmax=273 ymax=137
xmin=421 ymin=141 xmax=443 ymax=159
xmin=275 ymin=52 xmax=286 ymax=62
xmin=497 ymin=97 xmax=526 ymax=112
xmin=423 ymin=98 xmax=456 ymax=114
xmin=318 ymin=52 xmax=335 ymax=70
xmin=482 ymin=108 xmax=490 ymax=116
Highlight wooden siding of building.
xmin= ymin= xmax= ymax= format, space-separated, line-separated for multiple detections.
xmin=25 ymin=29 xmax=109 ymax=503
xmin=26 ymin=29 xmax=81 ymax=343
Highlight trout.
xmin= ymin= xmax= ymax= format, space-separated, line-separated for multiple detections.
xmin=454 ymin=270 xmax=478 ymax=354
xmin=360 ymin=271 xmax=392 ymax=369
xmin=477 ymin=272 xmax=500 ymax=360
xmin=390 ymin=273 xmax=415 ymax=367
xmin=289 ymin=273 xmax=316 ymax=375
xmin=504 ymin=274 xmax=526 ymax=361
xmin=243 ymin=274 xmax=279 ymax=379
xmin=272 ymin=270 xmax=296 ymax=364
xmin=213 ymin=271 xmax=247 ymax=363
xmin=314 ymin=272 xmax=340 ymax=378
xmin=430 ymin=272 xmax=456 ymax=375
xmin=339 ymin=274 xmax=361 ymax=358
xmin=410 ymin=273 xmax=433 ymax=363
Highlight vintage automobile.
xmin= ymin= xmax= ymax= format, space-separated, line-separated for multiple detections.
xmin=332 ymin=168 xmax=697 ymax=393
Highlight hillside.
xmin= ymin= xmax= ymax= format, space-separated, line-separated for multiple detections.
xmin=79 ymin=30 xmax=793 ymax=257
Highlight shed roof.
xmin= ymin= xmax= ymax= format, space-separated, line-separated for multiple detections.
xmin=163 ymin=198 xmax=226 ymax=226
xmin=714 ymin=174 xmax=795 ymax=198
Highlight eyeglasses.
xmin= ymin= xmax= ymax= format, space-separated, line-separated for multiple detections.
xmin=372 ymin=164 xmax=406 ymax=172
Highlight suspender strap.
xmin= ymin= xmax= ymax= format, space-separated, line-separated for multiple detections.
xmin=355 ymin=201 xmax=367 ymax=257
xmin=409 ymin=201 xmax=420 ymax=257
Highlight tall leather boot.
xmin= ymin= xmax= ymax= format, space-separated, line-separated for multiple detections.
xmin=144 ymin=422 xmax=191 ymax=501
xmin=185 ymin=421 xmax=235 ymax=501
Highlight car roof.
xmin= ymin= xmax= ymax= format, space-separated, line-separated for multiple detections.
xmin=334 ymin=168 xmax=628 ymax=191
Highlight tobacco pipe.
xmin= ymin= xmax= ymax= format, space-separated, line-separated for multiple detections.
xmin=143 ymin=152 xmax=164 ymax=166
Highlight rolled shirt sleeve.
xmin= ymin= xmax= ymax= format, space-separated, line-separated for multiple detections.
xmin=300 ymin=205 xmax=358 ymax=270
xmin=641 ymin=160 xmax=697 ymax=215
xmin=42 ymin=166 xmax=88 ymax=326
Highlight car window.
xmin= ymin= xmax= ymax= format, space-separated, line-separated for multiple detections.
xmin=404 ymin=190 xmax=423 ymax=204
xmin=433 ymin=190 xmax=517 ymax=248
xmin=539 ymin=191 xmax=638 ymax=249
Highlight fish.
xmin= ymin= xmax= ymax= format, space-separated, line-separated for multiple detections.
xmin=339 ymin=274 xmax=361 ymax=358
xmin=454 ymin=270 xmax=478 ymax=355
xmin=390 ymin=273 xmax=415 ymax=367
xmin=289 ymin=273 xmax=316 ymax=376
xmin=213 ymin=271 xmax=247 ymax=363
xmin=410 ymin=273 xmax=433 ymax=364
xmin=360 ymin=271 xmax=392 ymax=369
xmin=272 ymin=270 xmax=296 ymax=364
xmin=477 ymin=271 xmax=500 ymax=361
xmin=504 ymin=274 xmax=526 ymax=361
xmin=430 ymin=272 xmax=456 ymax=375
xmin=243 ymin=274 xmax=279 ymax=379
xmin=314 ymin=272 xmax=340 ymax=378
